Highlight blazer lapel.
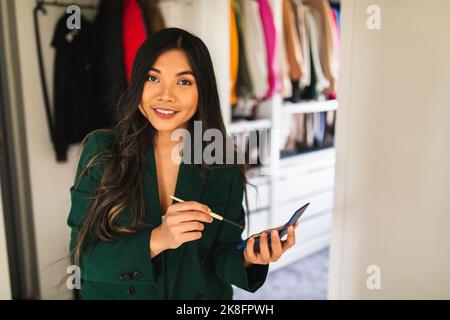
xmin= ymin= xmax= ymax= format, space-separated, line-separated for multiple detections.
xmin=166 ymin=161 xmax=205 ymax=299
xmin=144 ymin=142 xmax=206 ymax=299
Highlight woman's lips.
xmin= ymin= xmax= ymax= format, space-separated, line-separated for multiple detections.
xmin=153 ymin=108 xmax=179 ymax=119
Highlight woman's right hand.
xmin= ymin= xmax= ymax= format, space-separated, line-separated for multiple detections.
xmin=149 ymin=201 xmax=213 ymax=258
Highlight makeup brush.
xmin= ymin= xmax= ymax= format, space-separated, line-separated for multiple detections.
xmin=170 ymin=195 xmax=245 ymax=230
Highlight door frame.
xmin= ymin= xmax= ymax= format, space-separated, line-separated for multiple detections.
xmin=0 ymin=0 xmax=40 ymax=299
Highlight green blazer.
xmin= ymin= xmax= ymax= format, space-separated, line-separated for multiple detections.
xmin=67 ymin=130 xmax=269 ymax=300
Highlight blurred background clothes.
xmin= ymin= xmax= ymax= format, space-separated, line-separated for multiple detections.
xmin=49 ymin=0 xmax=166 ymax=162
xmin=51 ymin=13 xmax=99 ymax=161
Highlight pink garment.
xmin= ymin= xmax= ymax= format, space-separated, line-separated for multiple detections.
xmin=258 ymin=0 xmax=277 ymax=98
xmin=331 ymin=8 xmax=340 ymax=61
xmin=123 ymin=0 xmax=148 ymax=84
xmin=327 ymin=6 xmax=339 ymax=100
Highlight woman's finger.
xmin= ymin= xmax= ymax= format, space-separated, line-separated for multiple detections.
xmin=259 ymin=232 xmax=271 ymax=264
xmin=282 ymin=226 xmax=296 ymax=252
xmin=176 ymin=221 xmax=205 ymax=233
xmin=244 ymin=237 xmax=258 ymax=262
xmin=169 ymin=201 xmax=211 ymax=215
xmin=179 ymin=231 xmax=202 ymax=244
xmin=172 ymin=210 xmax=213 ymax=224
xmin=270 ymin=230 xmax=283 ymax=261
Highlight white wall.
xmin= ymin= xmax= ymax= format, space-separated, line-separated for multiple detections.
xmin=12 ymin=0 xmax=229 ymax=299
xmin=329 ymin=0 xmax=450 ymax=299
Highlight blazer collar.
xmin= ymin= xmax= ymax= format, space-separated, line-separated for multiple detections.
xmin=144 ymin=142 xmax=205 ymax=299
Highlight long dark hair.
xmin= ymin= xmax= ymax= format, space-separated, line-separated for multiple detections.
xmin=72 ymin=28 xmax=251 ymax=266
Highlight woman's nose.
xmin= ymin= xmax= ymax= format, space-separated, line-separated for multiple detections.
xmin=157 ymin=85 xmax=175 ymax=102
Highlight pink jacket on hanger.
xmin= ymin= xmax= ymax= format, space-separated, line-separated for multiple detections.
xmin=258 ymin=0 xmax=277 ymax=98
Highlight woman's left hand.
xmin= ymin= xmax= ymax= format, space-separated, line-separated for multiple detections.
xmin=243 ymin=223 xmax=298 ymax=267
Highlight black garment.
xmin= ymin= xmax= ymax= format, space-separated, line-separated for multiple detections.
xmin=93 ymin=0 xmax=127 ymax=126
xmin=51 ymin=14 xmax=101 ymax=162
xmin=301 ymin=44 xmax=317 ymax=100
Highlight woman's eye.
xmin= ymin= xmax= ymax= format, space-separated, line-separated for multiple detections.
xmin=178 ymin=79 xmax=192 ymax=86
xmin=147 ymin=75 xmax=159 ymax=82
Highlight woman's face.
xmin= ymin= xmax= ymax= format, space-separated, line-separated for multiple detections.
xmin=139 ymin=49 xmax=199 ymax=133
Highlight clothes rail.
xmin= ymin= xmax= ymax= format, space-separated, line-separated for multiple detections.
xmin=36 ymin=0 xmax=98 ymax=11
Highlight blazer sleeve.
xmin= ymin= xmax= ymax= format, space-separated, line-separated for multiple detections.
xmin=67 ymin=132 xmax=160 ymax=285
xmin=210 ymin=168 xmax=269 ymax=293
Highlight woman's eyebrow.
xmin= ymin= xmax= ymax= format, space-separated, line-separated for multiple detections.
xmin=149 ymin=67 xmax=194 ymax=76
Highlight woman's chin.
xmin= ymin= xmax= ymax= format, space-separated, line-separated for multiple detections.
xmin=149 ymin=119 xmax=182 ymax=133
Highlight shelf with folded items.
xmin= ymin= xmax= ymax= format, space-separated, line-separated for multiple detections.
xmin=227 ymin=118 xmax=272 ymax=135
xmin=279 ymin=147 xmax=336 ymax=170
xmin=282 ymin=99 xmax=338 ymax=114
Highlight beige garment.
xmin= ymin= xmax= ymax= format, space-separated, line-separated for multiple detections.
xmin=291 ymin=0 xmax=311 ymax=87
xmin=284 ymin=113 xmax=306 ymax=151
xmin=282 ymin=0 xmax=303 ymax=80
xmin=275 ymin=0 xmax=293 ymax=97
xmin=304 ymin=5 xmax=329 ymax=94
xmin=240 ymin=0 xmax=269 ymax=98
xmin=305 ymin=0 xmax=337 ymax=94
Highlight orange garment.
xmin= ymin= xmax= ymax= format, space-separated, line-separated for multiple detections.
xmin=230 ymin=1 xmax=239 ymax=105
xmin=282 ymin=0 xmax=303 ymax=80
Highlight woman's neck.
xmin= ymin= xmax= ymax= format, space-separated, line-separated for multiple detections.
xmin=154 ymin=130 xmax=183 ymax=157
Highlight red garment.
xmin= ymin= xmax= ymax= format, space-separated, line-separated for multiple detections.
xmin=123 ymin=0 xmax=147 ymax=84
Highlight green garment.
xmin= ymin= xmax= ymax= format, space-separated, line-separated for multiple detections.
xmin=67 ymin=130 xmax=268 ymax=300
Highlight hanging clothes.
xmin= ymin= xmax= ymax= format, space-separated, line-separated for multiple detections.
xmin=329 ymin=7 xmax=340 ymax=99
xmin=281 ymin=0 xmax=305 ymax=102
xmin=240 ymin=0 xmax=268 ymax=99
xmin=305 ymin=0 xmax=337 ymax=95
xmin=94 ymin=0 xmax=126 ymax=127
xmin=304 ymin=5 xmax=329 ymax=96
xmin=123 ymin=0 xmax=148 ymax=84
xmin=230 ymin=1 xmax=239 ymax=106
xmin=330 ymin=2 xmax=341 ymax=33
xmin=234 ymin=0 xmax=253 ymax=100
xmin=291 ymin=0 xmax=311 ymax=88
xmin=274 ymin=0 xmax=292 ymax=99
xmin=257 ymin=0 xmax=277 ymax=99
xmin=51 ymin=13 xmax=100 ymax=162
xmin=282 ymin=0 xmax=303 ymax=82
xmin=137 ymin=0 xmax=166 ymax=36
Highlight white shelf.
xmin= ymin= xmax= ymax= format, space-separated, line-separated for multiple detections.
xmin=280 ymin=147 xmax=336 ymax=169
xmin=282 ymin=99 xmax=338 ymax=114
xmin=227 ymin=119 xmax=272 ymax=135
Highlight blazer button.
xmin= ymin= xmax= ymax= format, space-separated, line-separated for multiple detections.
xmin=195 ymin=293 xmax=205 ymax=300
xmin=120 ymin=273 xmax=130 ymax=281
xmin=132 ymin=271 xmax=141 ymax=280
xmin=127 ymin=286 xmax=135 ymax=296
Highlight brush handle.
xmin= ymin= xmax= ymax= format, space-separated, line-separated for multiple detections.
xmin=169 ymin=195 xmax=244 ymax=230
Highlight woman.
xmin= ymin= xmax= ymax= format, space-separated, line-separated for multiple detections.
xmin=68 ymin=28 xmax=297 ymax=300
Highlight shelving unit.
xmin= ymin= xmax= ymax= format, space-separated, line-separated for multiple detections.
xmin=231 ymin=97 xmax=337 ymax=271
xmin=282 ymin=99 xmax=338 ymax=114
xmin=227 ymin=118 xmax=272 ymax=135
